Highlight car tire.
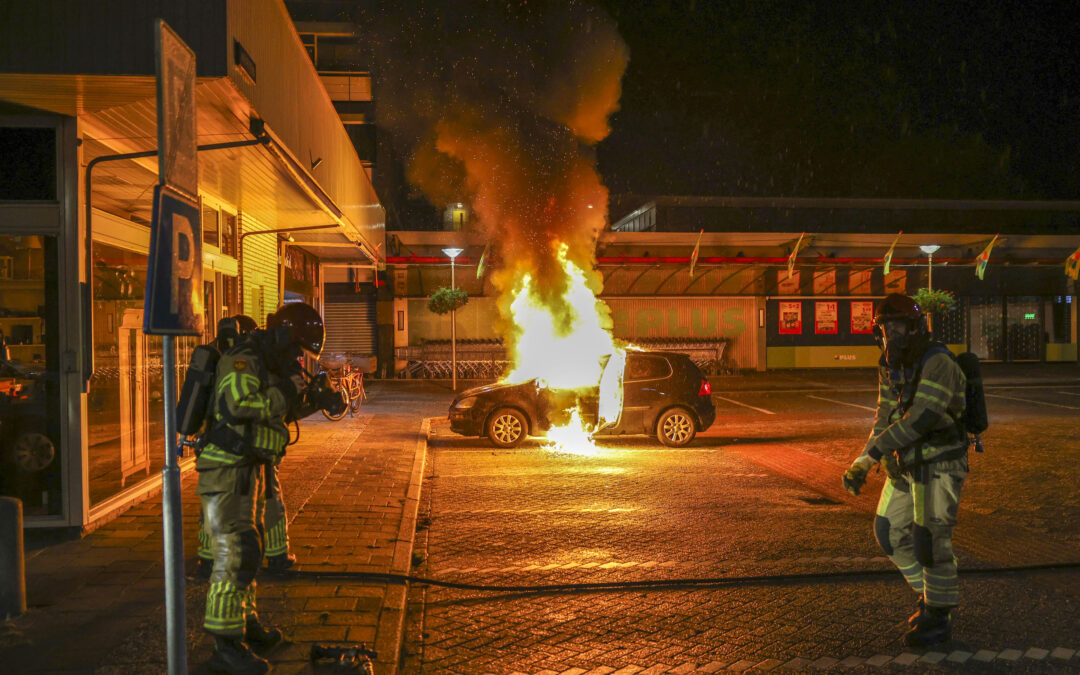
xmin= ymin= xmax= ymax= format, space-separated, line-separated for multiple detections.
xmin=656 ymin=407 xmax=696 ymax=447
xmin=487 ymin=408 xmax=527 ymax=448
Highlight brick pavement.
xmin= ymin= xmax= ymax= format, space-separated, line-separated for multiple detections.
xmin=0 ymin=381 xmax=454 ymax=674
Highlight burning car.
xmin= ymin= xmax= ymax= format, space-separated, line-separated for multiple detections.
xmin=449 ymin=350 xmax=715 ymax=448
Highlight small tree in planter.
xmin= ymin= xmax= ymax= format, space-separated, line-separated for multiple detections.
xmin=427 ymin=286 xmax=468 ymax=315
xmin=912 ymin=287 xmax=957 ymax=331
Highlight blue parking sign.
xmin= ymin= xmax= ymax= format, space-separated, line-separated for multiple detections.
xmin=144 ymin=184 xmax=204 ymax=335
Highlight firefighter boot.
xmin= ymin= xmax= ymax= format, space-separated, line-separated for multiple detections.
xmin=904 ymin=605 xmax=951 ymax=648
xmin=265 ymin=553 xmax=296 ymax=572
xmin=245 ymin=613 xmax=284 ymax=651
xmin=907 ymin=596 xmax=925 ymax=627
xmin=194 ymin=557 xmax=213 ymax=580
xmin=208 ymin=636 xmax=270 ymax=675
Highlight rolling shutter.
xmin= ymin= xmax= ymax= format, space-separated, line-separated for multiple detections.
xmin=323 ymin=299 xmax=376 ymax=355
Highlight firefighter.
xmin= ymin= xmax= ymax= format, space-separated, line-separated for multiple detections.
xmin=198 ymin=303 xmax=324 ymax=674
xmin=195 ymin=315 xmax=296 ymax=577
xmin=842 ymin=293 xmax=968 ymax=648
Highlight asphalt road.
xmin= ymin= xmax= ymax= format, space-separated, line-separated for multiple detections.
xmin=403 ymin=375 xmax=1080 ymax=673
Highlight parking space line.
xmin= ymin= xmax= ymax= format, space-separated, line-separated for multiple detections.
xmin=985 ymin=393 xmax=1080 ymax=410
xmin=1058 ymin=391 xmax=1080 ymax=397
xmin=712 ymin=395 xmax=775 ymax=415
xmin=806 ymin=394 xmax=876 ymax=412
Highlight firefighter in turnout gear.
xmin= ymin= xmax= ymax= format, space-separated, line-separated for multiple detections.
xmin=842 ymin=293 xmax=969 ymax=648
xmin=198 ymin=303 xmax=324 ymax=674
xmin=196 ymin=315 xmax=296 ymax=578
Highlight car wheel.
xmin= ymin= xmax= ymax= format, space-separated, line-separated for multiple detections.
xmin=13 ymin=430 xmax=55 ymax=472
xmin=487 ymin=408 xmax=527 ymax=448
xmin=657 ymin=407 xmax=696 ymax=447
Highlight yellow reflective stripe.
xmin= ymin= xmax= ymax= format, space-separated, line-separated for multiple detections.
xmin=914 ymin=390 xmax=949 ymax=407
xmin=922 ymin=378 xmax=952 ymax=396
xmin=876 ymin=481 xmax=895 ymax=517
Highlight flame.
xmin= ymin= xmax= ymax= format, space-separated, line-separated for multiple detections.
xmin=501 ymin=243 xmax=626 ymax=451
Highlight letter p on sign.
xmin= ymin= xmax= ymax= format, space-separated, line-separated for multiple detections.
xmin=144 ymin=184 xmax=204 ymax=336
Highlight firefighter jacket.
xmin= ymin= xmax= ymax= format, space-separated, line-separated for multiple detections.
xmin=861 ymin=348 xmax=967 ymax=467
xmin=195 ymin=342 xmax=291 ymax=470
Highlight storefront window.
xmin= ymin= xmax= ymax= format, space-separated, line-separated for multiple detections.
xmin=0 ymin=235 xmax=62 ymax=516
xmin=89 ymin=242 xmax=197 ymax=507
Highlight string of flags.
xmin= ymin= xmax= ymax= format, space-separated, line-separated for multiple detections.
xmin=883 ymin=231 xmax=902 ymax=275
xmin=476 ymin=242 xmax=490 ymax=279
xmin=689 ymin=229 xmax=703 ymax=278
xmin=786 ymin=232 xmax=805 ymax=280
xmin=974 ymin=234 xmax=999 ymax=280
xmin=1066 ymin=244 xmax=1080 ymax=281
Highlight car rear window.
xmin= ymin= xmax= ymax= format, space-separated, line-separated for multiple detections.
xmin=626 ymin=354 xmax=672 ymax=381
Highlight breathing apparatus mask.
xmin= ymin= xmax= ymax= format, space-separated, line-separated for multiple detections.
xmin=873 ymin=294 xmax=929 ymax=369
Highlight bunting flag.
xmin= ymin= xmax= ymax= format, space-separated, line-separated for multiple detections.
xmin=974 ymin=234 xmax=1000 ymax=280
xmin=786 ymin=232 xmax=805 ymax=280
xmin=476 ymin=241 xmax=490 ymax=279
xmin=1066 ymin=244 xmax=1080 ymax=281
xmin=689 ymin=229 xmax=704 ymax=278
xmin=883 ymin=230 xmax=903 ymax=276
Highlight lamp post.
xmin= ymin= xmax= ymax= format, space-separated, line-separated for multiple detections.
xmin=920 ymin=244 xmax=941 ymax=291
xmin=443 ymin=247 xmax=464 ymax=391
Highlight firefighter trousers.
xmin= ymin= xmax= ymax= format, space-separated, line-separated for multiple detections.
xmin=199 ymin=464 xmax=264 ymax=638
xmin=874 ymin=456 xmax=968 ymax=608
xmin=199 ymin=463 xmax=289 ymax=560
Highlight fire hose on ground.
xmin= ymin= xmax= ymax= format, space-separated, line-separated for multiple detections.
xmin=286 ymin=559 xmax=1080 ymax=595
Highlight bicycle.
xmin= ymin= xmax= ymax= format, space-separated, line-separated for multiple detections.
xmin=319 ymin=355 xmax=367 ymax=421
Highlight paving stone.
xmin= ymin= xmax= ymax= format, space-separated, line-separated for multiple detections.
xmin=637 ymin=665 xmax=671 ymax=675
xmin=863 ymin=654 xmax=893 ymax=666
xmin=727 ymin=659 xmax=757 ymax=672
xmin=945 ymin=650 xmax=973 ymax=663
xmin=971 ymin=650 xmax=998 ymax=662
xmin=918 ymin=652 xmax=947 ymax=664
xmin=1050 ymin=647 xmax=1076 ymax=660
xmin=694 ymin=661 xmax=728 ymax=673
xmin=808 ymin=656 xmax=838 ymax=669
xmin=837 ymin=655 xmax=864 ymax=667
xmin=1024 ymin=647 xmax=1050 ymax=660
xmin=667 ymin=663 xmax=696 ymax=674
xmin=779 ymin=658 xmax=812 ymax=670
xmin=890 ymin=653 xmax=920 ymax=666
xmin=997 ymin=649 xmax=1023 ymax=661
xmin=752 ymin=658 xmax=784 ymax=671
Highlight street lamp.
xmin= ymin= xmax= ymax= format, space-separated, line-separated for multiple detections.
xmin=443 ymin=247 xmax=464 ymax=391
xmin=920 ymin=244 xmax=941 ymax=291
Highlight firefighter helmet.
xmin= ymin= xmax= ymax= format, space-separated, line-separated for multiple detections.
xmin=232 ymin=314 xmax=258 ymax=335
xmin=267 ymin=302 xmax=325 ymax=356
xmin=873 ymin=293 xmax=929 ymax=366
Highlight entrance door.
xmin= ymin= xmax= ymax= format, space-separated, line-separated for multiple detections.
xmin=117 ymin=309 xmax=150 ymax=485
xmin=1006 ymin=297 xmax=1043 ymax=361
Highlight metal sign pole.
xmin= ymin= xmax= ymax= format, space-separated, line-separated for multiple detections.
xmin=148 ymin=20 xmax=202 ymax=673
xmin=161 ymin=335 xmax=186 ymax=673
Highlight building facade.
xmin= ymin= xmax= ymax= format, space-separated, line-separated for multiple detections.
xmin=0 ymin=0 xmax=383 ymax=529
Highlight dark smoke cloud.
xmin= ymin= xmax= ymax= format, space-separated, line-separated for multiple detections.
xmin=364 ymin=0 xmax=628 ymax=338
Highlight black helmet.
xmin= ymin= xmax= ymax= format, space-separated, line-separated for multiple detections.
xmin=874 ymin=293 xmax=924 ymax=327
xmin=267 ymin=302 xmax=325 ymax=356
xmin=232 ymin=314 xmax=258 ymax=335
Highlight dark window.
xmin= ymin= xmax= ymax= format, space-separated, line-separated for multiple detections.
xmin=1051 ymin=296 xmax=1071 ymax=343
xmin=626 ymin=354 xmax=671 ymax=381
xmin=0 ymin=127 xmax=56 ymax=200
xmin=933 ymin=302 xmax=966 ymax=344
xmin=202 ymin=205 xmax=219 ymax=248
xmin=220 ymin=212 xmax=237 ymax=257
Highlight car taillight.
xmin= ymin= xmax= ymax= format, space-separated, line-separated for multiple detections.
xmin=698 ymin=378 xmax=711 ymax=396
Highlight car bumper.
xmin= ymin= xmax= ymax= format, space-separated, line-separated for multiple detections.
xmin=696 ymin=398 xmax=716 ymax=430
xmin=449 ymin=411 xmax=481 ymax=437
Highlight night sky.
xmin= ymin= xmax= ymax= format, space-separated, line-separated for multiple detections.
xmin=291 ymin=1 xmax=1080 ymax=229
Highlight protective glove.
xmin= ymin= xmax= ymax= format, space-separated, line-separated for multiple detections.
xmin=842 ymin=455 xmax=876 ymax=496
xmin=880 ymin=451 xmax=902 ymax=480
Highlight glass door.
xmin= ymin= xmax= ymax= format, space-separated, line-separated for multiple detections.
xmin=1006 ymin=296 xmax=1043 ymax=361
xmin=0 ymin=234 xmax=63 ymax=516
xmin=969 ymin=297 xmax=1003 ymax=361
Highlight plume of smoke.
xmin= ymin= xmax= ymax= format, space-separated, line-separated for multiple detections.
xmin=367 ymin=0 xmax=629 ymax=344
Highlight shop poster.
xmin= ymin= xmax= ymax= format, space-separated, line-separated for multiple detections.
xmin=815 ymin=301 xmax=838 ymax=334
xmin=851 ymin=300 xmax=875 ymax=334
xmin=778 ymin=301 xmax=802 ymax=335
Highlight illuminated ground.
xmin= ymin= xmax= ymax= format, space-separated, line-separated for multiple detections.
xmin=404 ymin=367 xmax=1080 ymax=673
